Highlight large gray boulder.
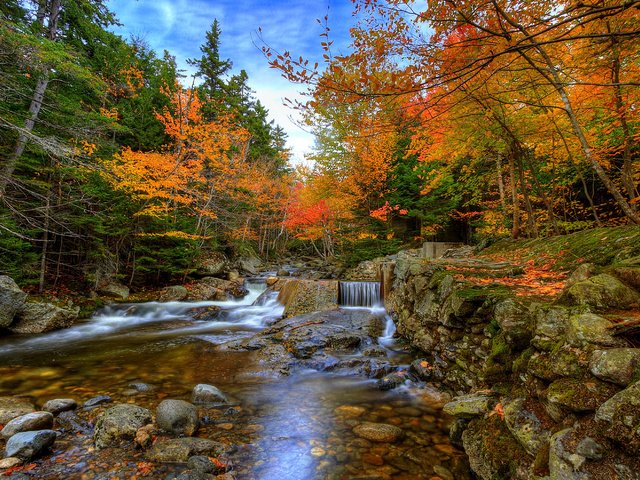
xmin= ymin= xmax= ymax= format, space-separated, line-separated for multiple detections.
xmin=595 ymin=380 xmax=640 ymax=454
xmin=0 ymin=275 xmax=27 ymax=328
xmin=93 ymin=404 xmax=152 ymax=449
xmin=156 ymin=399 xmax=199 ymax=436
xmin=237 ymin=256 xmax=262 ymax=275
xmin=97 ymin=280 xmax=129 ymax=300
xmin=590 ymin=348 xmax=640 ymax=386
xmin=5 ymin=430 xmax=56 ymax=460
xmin=194 ymin=252 xmax=228 ymax=277
xmin=275 ymin=279 xmax=339 ymax=318
xmin=9 ymin=302 xmax=79 ymax=334
xmin=1 ymin=411 xmax=53 ymax=440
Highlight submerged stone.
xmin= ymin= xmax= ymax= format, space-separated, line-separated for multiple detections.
xmin=93 ymin=404 xmax=152 ymax=449
xmin=5 ymin=430 xmax=56 ymax=460
xmin=156 ymin=399 xmax=199 ymax=436
xmin=352 ymin=422 xmax=404 ymax=442
xmin=1 ymin=411 xmax=54 ymax=440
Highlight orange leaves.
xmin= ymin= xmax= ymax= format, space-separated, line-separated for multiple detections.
xmin=370 ymin=201 xmax=408 ymax=221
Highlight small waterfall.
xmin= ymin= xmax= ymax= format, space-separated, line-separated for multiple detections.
xmin=338 ymin=281 xmax=382 ymax=307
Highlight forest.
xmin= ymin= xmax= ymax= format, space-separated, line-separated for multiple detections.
xmin=1 ymin=0 xmax=639 ymax=292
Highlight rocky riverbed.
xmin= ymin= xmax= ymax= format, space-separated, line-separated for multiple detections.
xmin=0 ymin=278 xmax=468 ymax=479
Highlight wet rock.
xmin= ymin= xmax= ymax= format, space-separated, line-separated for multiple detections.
xmin=503 ymin=398 xmax=554 ymax=456
xmin=0 ymin=397 xmax=34 ymax=424
xmin=0 ymin=275 xmax=27 ymax=328
xmin=566 ymin=313 xmax=626 ymax=348
xmin=409 ymin=358 xmax=433 ymax=380
xmin=129 ymin=383 xmax=154 ymax=393
xmin=10 ymin=302 xmax=79 ymax=334
xmin=353 ymin=422 xmax=403 ymax=443
xmin=188 ymin=455 xmax=223 ymax=474
xmin=547 ymin=377 xmax=619 ymax=412
xmin=93 ymin=403 xmax=152 ymax=449
xmin=377 ymin=372 xmax=407 ymax=391
xmin=156 ymin=399 xmax=199 ymax=436
xmin=237 ymin=256 xmax=262 ymax=275
xmin=576 ymin=437 xmax=604 ymax=461
xmin=146 ymin=437 xmax=227 ymax=462
xmin=5 ymin=430 xmax=56 ymax=460
xmin=42 ymin=398 xmax=77 ymax=415
xmin=266 ymin=276 xmax=278 ymax=286
xmin=560 ymin=273 xmax=640 ymax=310
xmin=1 ymin=411 xmax=54 ymax=440
xmin=462 ymin=415 xmax=531 ymax=480
xmin=192 ymin=384 xmax=228 ymax=405
xmin=589 ymin=349 xmax=640 ymax=386
xmin=277 ymin=268 xmax=290 ymax=277
xmin=134 ymin=424 xmax=155 ymax=448
xmin=159 ymin=285 xmax=188 ymax=302
xmin=334 ymin=405 xmax=366 ymax=417
xmin=595 ymin=381 xmax=640 ymax=454
xmin=362 ymin=346 xmax=387 ymax=357
xmin=443 ymin=393 xmax=496 ymax=418
xmin=56 ymin=410 xmax=92 ymax=435
xmin=84 ymin=395 xmax=112 ymax=408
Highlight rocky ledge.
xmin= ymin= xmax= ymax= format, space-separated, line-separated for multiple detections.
xmin=382 ymin=231 xmax=640 ymax=479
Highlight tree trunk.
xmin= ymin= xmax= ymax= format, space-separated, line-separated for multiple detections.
xmin=508 ymin=154 xmax=520 ymax=238
xmin=0 ymin=0 xmax=61 ymax=198
xmin=496 ymin=153 xmax=506 ymax=210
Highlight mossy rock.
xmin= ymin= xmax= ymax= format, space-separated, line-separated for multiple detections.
xmin=462 ymin=415 xmax=532 ymax=480
xmin=547 ymin=377 xmax=620 ymax=412
xmin=503 ymin=397 xmax=556 ymax=457
xmin=559 ymin=273 xmax=640 ymax=310
xmin=595 ymin=380 xmax=640 ymax=454
xmin=566 ymin=313 xmax=627 ymax=348
xmin=589 ymin=348 xmax=640 ymax=387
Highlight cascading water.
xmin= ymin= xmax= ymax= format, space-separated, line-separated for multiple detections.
xmin=338 ymin=281 xmax=382 ymax=307
xmin=0 ymin=278 xmax=284 ymax=358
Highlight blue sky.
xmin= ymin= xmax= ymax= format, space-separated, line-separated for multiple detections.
xmin=106 ymin=0 xmax=357 ymax=164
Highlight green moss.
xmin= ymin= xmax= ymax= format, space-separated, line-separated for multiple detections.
xmin=513 ymin=347 xmax=535 ymax=374
xmin=488 ymin=331 xmax=511 ymax=365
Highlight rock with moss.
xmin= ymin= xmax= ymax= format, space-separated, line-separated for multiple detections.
xmin=275 ymin=279 xmax=338 ymax=318
xmin=443 ymin=393 xmax=497 ymax=418
xmin=549 ymin=345 xmax=588 ymax=378
xmin=462 ymin=415 xmax=532 ymax=480
xmin=532 ymin=306 xmax=569 ymax=351
xmin=548 ymin=428 xmax=586 ymax=480
xmin=560 ymin=273 xmax=640 ymax=310
xmin=565 ymin=263 xmax=596 ymax=288
xmin=146 ymin=437 xmax=228 ymax=462
xmin=503 ymin=398 xmax=556 ymax=457
xmin=566 ymin=313 xmax=626 ymax=348
xmin=547 ymin=377 xmax=620 ymax=412
xmin=595 ymin=381 xmax=640 ymax=454
xmin=93 ymin=404 xmax=152 ymax=449
xmin=493 ymin=298 xmax=532 ymax=349
xmin=612 ymin=266 xmax=640 ymax=291
xmin=589 ymin=349 xmax=640 ymax=386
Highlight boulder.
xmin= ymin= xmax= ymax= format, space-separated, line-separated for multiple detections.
xmin=93 ymin=404 xmax=152 ymax=449
xmin=548 ymin=428 xmax=584 ymax=480
xmin=590 ymin=348 xmax=640 ymax=386
xmin=352 ymin=422 xmax=404 ymax=442
xmin=5 ymin=430 xmax=57 ymax=461
xmin=145 ymin=437 xmax=227 ymax=462
xmin=187 ymin=277 xmax=247 ymax=301
xmin=595 ymin=381 xmax=640 ymax=454
xmin=532 ymin=306 xmax=569 ymax=350
xmin=1 ymin=411 xmax=54 ymax=440
xmin=237 ymin=257 xmax=262 ymax=275
xmin=158 ymin=285 xmax=188 ymax=302
xmin=566 ymin=313 xmax=626 ymax=348
xmin=443 ymin=393 xmax=497 ymax=418
xmin=276 ymin=279 xmax=338 ymax=317
xmin=192 ymin=384 xmax=228 ymax=405
xmin=97 ymin=280 xmax=129 ymax=300
xmin=42 ymin=398 xmax=77 ymax=415
xmin=9 ymin=302 xmax=79 ymax=334
xmin=612 ymin=266 xmax=640 ymax=291
xmin=560 ymin=273 xmax=640 ymax=310
xmin=0 ymin=275 xmax=27 ymax=328
xmin=194 ymin=252 xmax=228 ymax=277
xmin=5 ymin=430 xmax=56 ymax=460
xmin=565 ymin=263 xmax=596 ymax=288
xmin=493 ymin=298 xmax=532 ymax=348
xmin=462 ymin=416 xmax=531 ymax=480
xmin=503 ymin=398 xmax=555 ymax=456
xmin=547 ymin=377 xmax=619 ymax=412
xmin=0 ymin=397 xmax=35 ymax=424
xmin=156 ymin=399 xmax=199 ymax=436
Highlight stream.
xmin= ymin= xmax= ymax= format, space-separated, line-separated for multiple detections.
xmin=0 ymin=279 xmax=468 ymax=479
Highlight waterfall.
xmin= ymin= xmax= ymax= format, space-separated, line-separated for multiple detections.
xmin=338 ymin=281 xmax=382 ymax=307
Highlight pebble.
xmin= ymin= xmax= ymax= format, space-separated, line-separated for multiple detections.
xmin=310 ymin=447 xmax=326 ymax=457
xmin=353 ymin=422 xmax=404 ymax=443
xmin=334 ymin=405 xmax=366 ymax=417
xmin=42 ymin=399 xmax=77 ymax=415
xmin=83 ymin=395 xmax=112 ymax=408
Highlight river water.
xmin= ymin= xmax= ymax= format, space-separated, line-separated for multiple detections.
xmin=0 ymin=280 xmax=468 ymax=479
